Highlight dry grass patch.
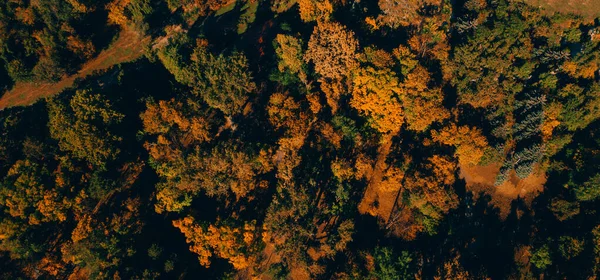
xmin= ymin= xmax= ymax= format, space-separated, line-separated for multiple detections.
xmin=460 ymin=163 xmax=546 ymax=218
xmin=521 ymin=0 xmax=600 ymax=20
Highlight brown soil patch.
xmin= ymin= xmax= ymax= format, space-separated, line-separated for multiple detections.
xmin=460 ymin=163 xmax=546 ymax=218
xmin=0 ymin=27 xmax=149 ymax=109
xmin=521 ymin=0 xmax=600 ymax=20
xmin=245 ymin=241 xmax=282 ymax=280
xmin=358 ymin=135 xmax=397 ymax=222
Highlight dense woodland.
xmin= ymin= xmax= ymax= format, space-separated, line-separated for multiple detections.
xmin=1 ymin=0 xmax=600 ymax=279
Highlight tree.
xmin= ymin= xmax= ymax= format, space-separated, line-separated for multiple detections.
xmin=149 ymin=140 xmax=272 ymax=213
xmin=0 ymin=160 xmax=68 ymax=225
xmin=434 ymin=253 xmax=472 ymax=280
xmin=157 ymin=38 xmax=256 ymax=116
xmin=549 ymin=198 xmax=579 ymax=221
xmin=61 ymin=197 xmax=143 ymax=279
xmin=376 ymin=0 xmax=430 ymax=28
xmin=574 ymin=174 xmax=600 ymax=202
xmin=400 ymin=65 xmax=449 ymax=132
xmin=190 ymin=43 xmax=257 ymax=116
xmin=271 ymin=0 xmax=297 ymax=13
xmin=559 ymin=83 xmax=600 ymax=131
xmin=592 ymin=225 xmax=600 ymax=273
xmin=275 ymin=34 xmax=307 ymax=82
xmin=297 ymin=0 xmax=333 ymax=22
xmin=368 ymin=247 xmax=415 ymax=280
xmin=530 ymin=245 xmax=552 ymax=270
xmin=172 ymin=216 xmax=258 ymax=270
xmin=394 ymin=155 xmax=458 ymax=239
xmin=304 ymin=21 xmax=359 ymax=81
xmin=449 ymin=9 xmax=534 ymax=109
xmin=431 ymin=124 xmax=489 ymax=166
xmin=48 ymin=89 xmax=124 ymax=169
xmin=141 ymin=98 xmax=212 ymax=145
xmin=558 ymin=236 xmax=584 ymax=260
xmin=350 ymin=67 xmax=403 ymax=135
xmin=0 ymin=0 xmax=102 ymax=83
xmin=107 ymin=0 xmax=153 ymax=31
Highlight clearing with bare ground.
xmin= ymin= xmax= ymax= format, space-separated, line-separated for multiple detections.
xmin=358 ymin=135 xmax=397 ymax=221
xmin=0 ymin=28 xmax=149 ymax=109
xmin=521 ymin=0 xmax=600 ymax=19
xmin=460 ymin=163 xmax=546 ymax=218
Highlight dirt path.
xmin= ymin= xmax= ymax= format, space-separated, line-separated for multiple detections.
xmin=358 ymin=135 xmax=396 ymax=220
xmin=0 ymin=28 xmax=149 ymax=109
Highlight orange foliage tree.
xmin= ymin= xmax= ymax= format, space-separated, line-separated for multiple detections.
xmin=399 ymin=65 xmax=449 ymax=132
xmin=149 ymin=140 xmax=272 ymax=213
xmin=143 ymin=94 xmax=271 ymax=214
xmin=173 ymin=216 xmax=258 ymax=270
xmin=431 ymin=124 xmax=489 ymax=166
xmin=304 ymin=21 xmax=359 ymax=81
xmin=0 ymin=160 xmax=69 ymax=226
xmin=350 ymin=67 xmax=404 ymax=135
xmin=141 ymin=98 xmax=212 ymax=145
xmin=297 ymin=0 xmax=333 ymax=22
xmin=389 ymin=155 xmax=458 ymax=240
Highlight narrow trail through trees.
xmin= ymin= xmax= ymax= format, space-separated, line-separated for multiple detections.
xmin=0 ymin=28 xmax=149 ymax=109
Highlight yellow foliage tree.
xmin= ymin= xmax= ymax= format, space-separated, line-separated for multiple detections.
xmin=275 ymin=34 xmax=307 ymax=82
xmin=297 ymin=0 xmax=333 ymax=22
xmin=350 ymin=67 xmax=404 ymax=135
xmin=106 ymin=0 xmax=131 ymax=27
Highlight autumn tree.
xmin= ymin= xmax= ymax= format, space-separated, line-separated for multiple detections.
xmin=0 ymin=159 xmax=71 ymax=265
xmin=387 ymin=155 xmax=458 ymax=240
xmin=141 ymin=98 xmax=212 ymax=146
xmin=267 ymin=91 xmax=314 ymax=180
xmin=173 ymin=216 xmax=258 ymax=270
xmin=0 ymin=160 xmax=69 ymax=225
xmin=107 ymin=0 xmax=154 ymax=32
xmin=434 ymin=253 xmax=472 ymax=280
xmin=275 ymin=34 xmax=307 ymax=83
xmin=399 ymin=65 xmax=449 ymax=132
xmin=350 ymin=67 xmax=403 ymax=135
xmin=0 ymin=0 xmax=102 ymax=82
xmin=149 ymin=139 xmax=272 ymax=213
xmin=297 ymin=0 xmax=333 ymax=22
xmin=431 ymin=124 xmax=489 ymax=166
xmin=305 ymin=21 xmax=359 ymax=81
xmin=61 ymin=197 xmax=143 ymax=279
xmin=271 ymin=0 xmax=297 ymax=13
xmin=48 ymin=89 xmax=125 ymax=169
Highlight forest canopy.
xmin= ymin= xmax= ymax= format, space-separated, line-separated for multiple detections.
xmin=1 ymin=0 xmax=600 ymax=279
